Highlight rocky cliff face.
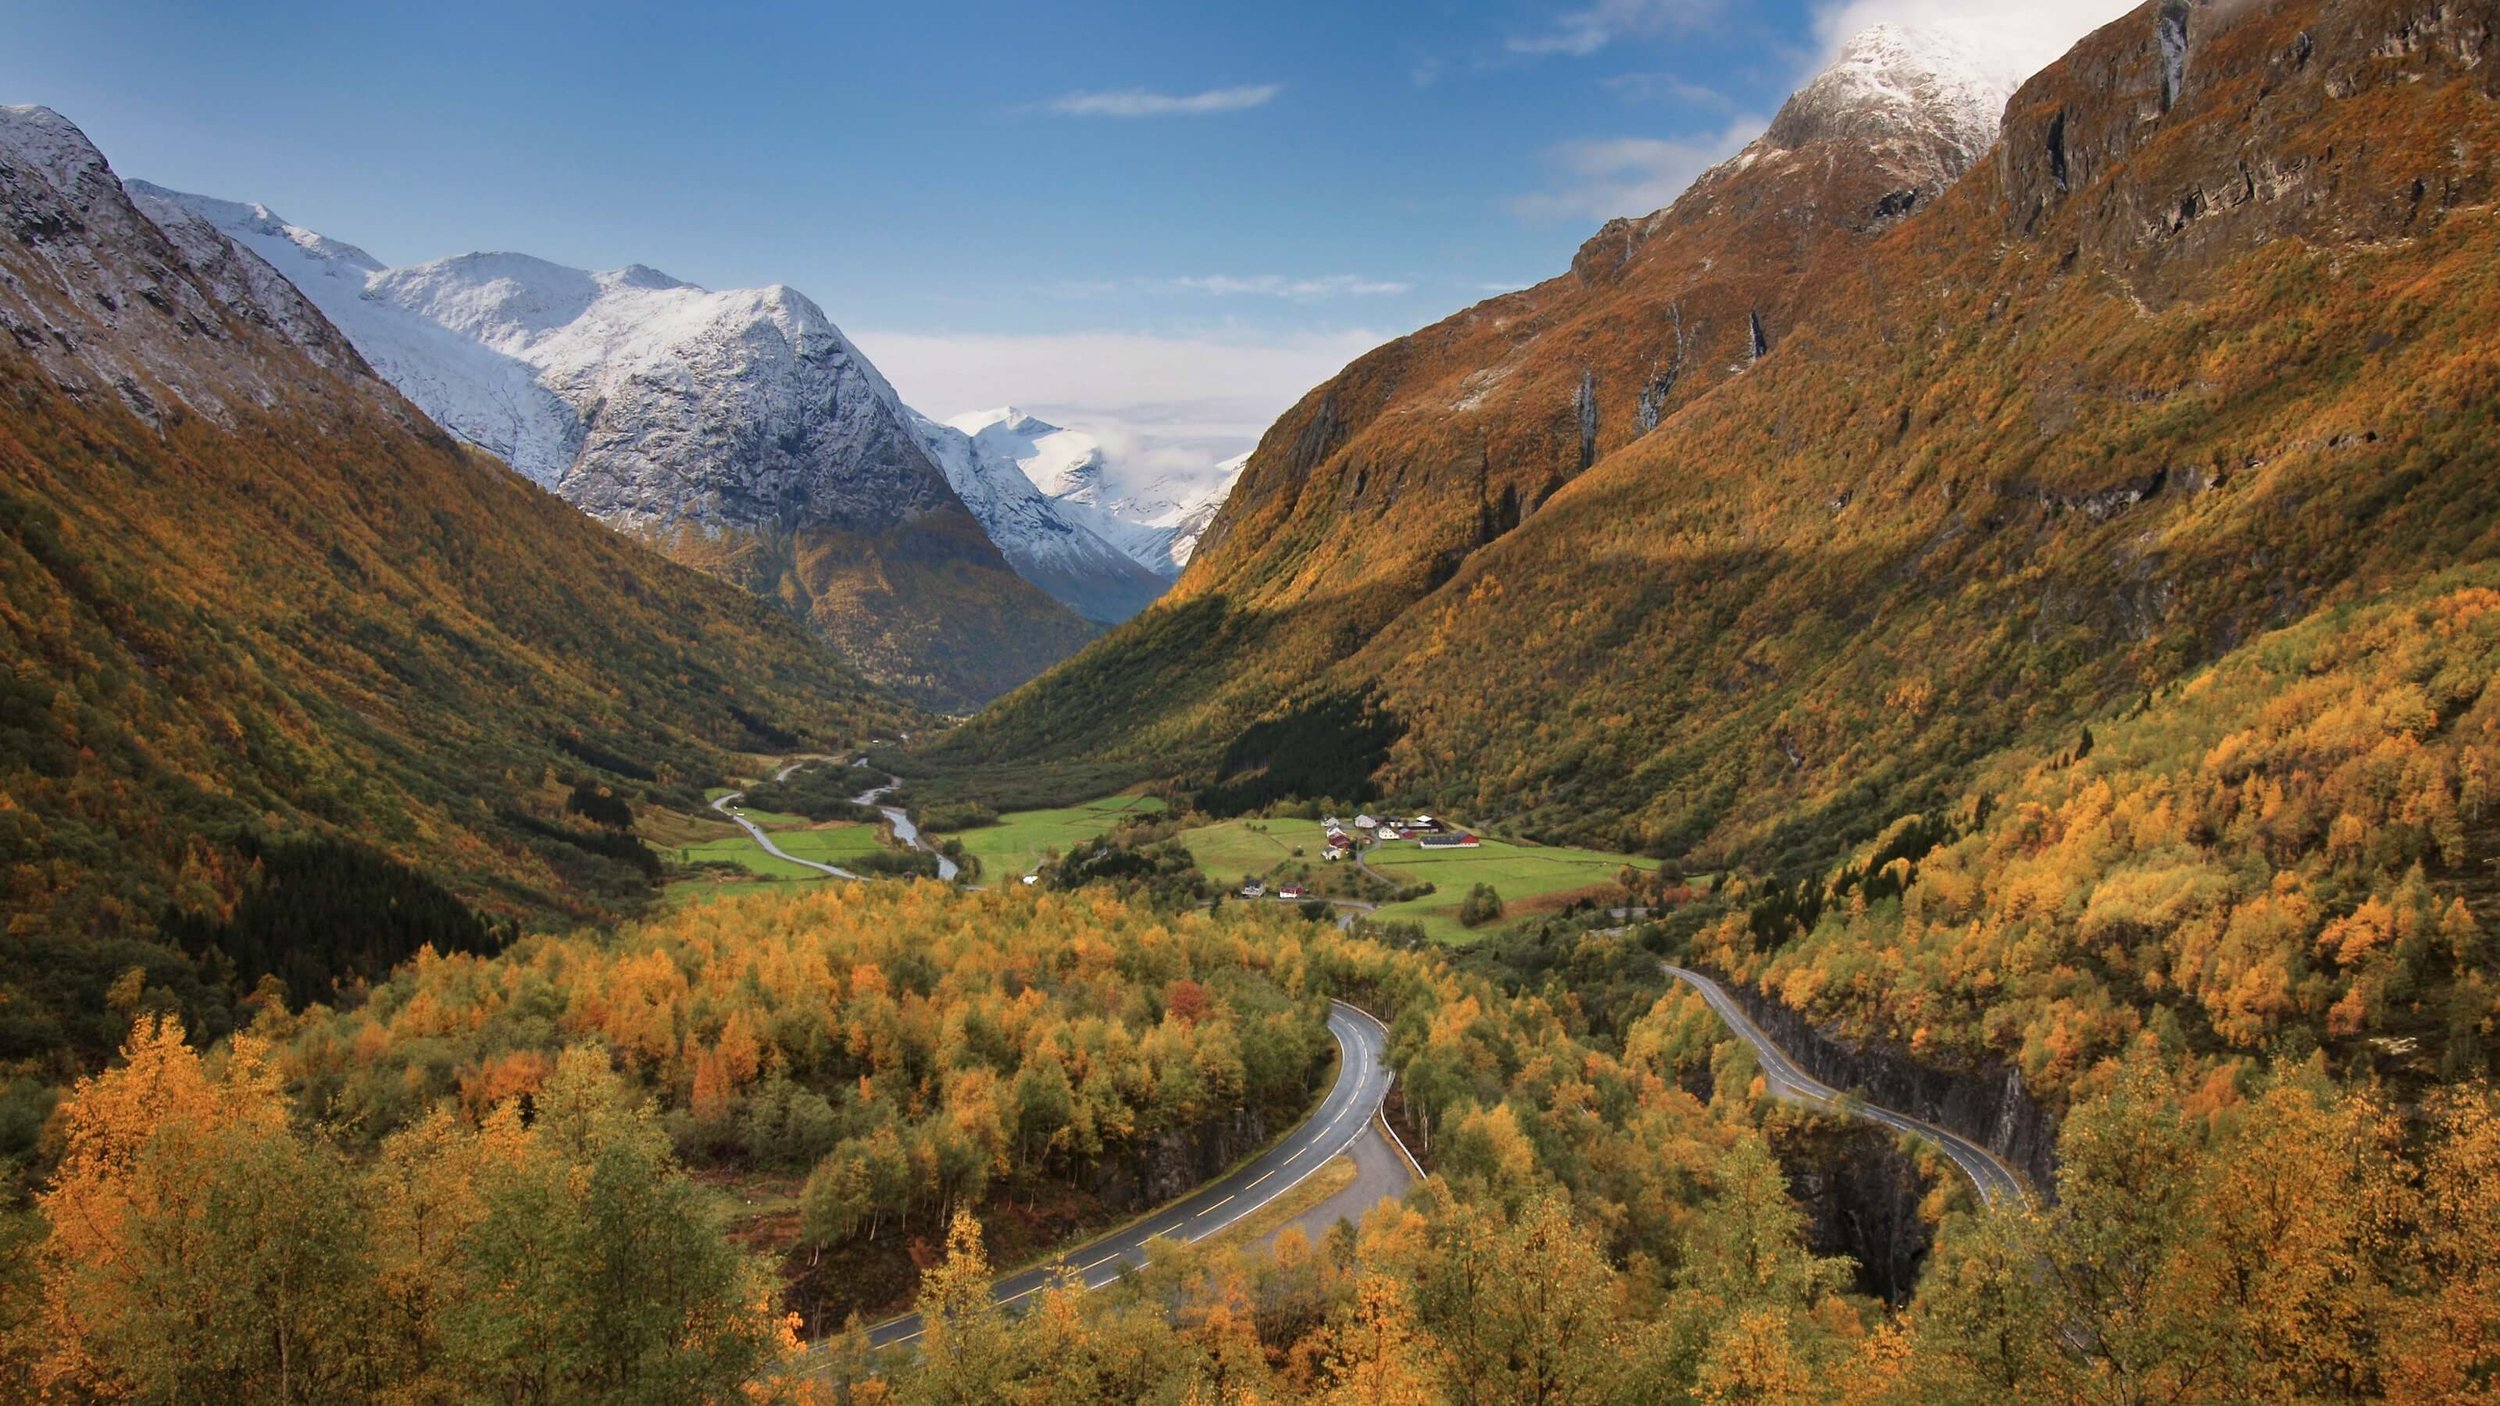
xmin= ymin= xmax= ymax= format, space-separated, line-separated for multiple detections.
xmin=1 ymin=109 xmax=373 ymax=425
xmin=1723 ymin=974 xmax=2062 ymax=1192
xmin=1997 ymin=0 xmax=2498 ymax=302
xmin=129 ymin=187 xmax=1098 ymax=710
xmin=1768 ymin=1117 xmax=1944 ymax=1306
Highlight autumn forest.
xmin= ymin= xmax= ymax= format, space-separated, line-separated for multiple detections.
xmin=9 ymin=0 xmax=2500 ymax=1401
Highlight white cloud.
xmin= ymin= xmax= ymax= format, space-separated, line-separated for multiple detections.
xmin=1810 ymin=0 xmax=2140 ymax=89
xmin=1510 ymin=0 xmax=1721 ymax=57
xmin=850 ymin=327 xmax=1384 ymax=485
xmin=1045 ymin=84 xmax=1282 ymax=118
xmin=1510 ymin=118 xmax=1763 ymax=221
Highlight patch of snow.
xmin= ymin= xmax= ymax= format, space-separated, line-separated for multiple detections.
xmin=133 ymin=183 xmax=583 ymax=485
xmin=908 ymin=407 xmax=1167 ymax=622
xmin=0 ymin=104 xmax=111 ymax=198
xmin=942 ymin=408 xmax=1244 ymax=576
xmin=1766 ymin=23 xmax=2020 ymax=170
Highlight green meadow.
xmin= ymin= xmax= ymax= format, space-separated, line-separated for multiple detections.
xmin=934 ymin=794 xmax=1167 ymax=879
xmin=1170 ymin=817 xmax=1655 ymax=943
xmin=672 ymin=821 xmax=886 ymax=880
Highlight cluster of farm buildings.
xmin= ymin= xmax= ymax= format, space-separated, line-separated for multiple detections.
xmin=1320 ymin=812 xmax=1480 ymax=860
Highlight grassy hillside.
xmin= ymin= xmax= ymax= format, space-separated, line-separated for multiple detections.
xmin=0 ymin=108 xmax=907 ymax=1067
xmin=652 ymin=510 xmax=1101 ymax=715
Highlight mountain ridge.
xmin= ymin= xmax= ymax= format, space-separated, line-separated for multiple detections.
xmin=126 ymin=184 xmax=1110 ymax=706
xmin=907 ymin=406 xmax=1173 ymax=623
xmin=925 ymin=13 xmax=2030 ymax=799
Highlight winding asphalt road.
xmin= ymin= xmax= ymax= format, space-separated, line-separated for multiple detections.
xmin=844 ymin=1000 xmax=1402 ymax=1353
xmin=1663 ymin=964 xmax=2029 ymax=1209
xmin=708 ymin=759 xmax=961 ymax=883
xmin=709 ymin=763 xmax=861 ymax=880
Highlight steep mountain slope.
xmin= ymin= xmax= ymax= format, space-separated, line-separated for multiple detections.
xmin=907 ymin=408 xmax=1171 ymax=623
xmin=926 ymin=0 xmax=2500 ymax=873
xmin=919 ymin=20 xmax=2033 ymax=801
xmin=0 ymin=105 xmax=904 ymax=1061
xmin=126 ymin=187 xmax=1096 ymax=709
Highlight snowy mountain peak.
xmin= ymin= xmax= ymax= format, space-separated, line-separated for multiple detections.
xmin=970 ymin=405 xmax=1060 ymax=432
xmin=909 ymin=409 xmax=1166 ymax=622
xmin=948 ymin=406 xmax=1106 ymax=500
xmin=372 ymin=253 xmax=606 ymax=346
xmin=0 ymin=104 xmax=112 ymax=197
xmin=935 ymin=405 xmax=1241 ymax=578
xmin=611 ymin=262 xmax=687 ymax=291
xmin=1766 ymin=23 xmax=2019 ymax=172
xmin=124 ymin=182 xmax=384 ymax=273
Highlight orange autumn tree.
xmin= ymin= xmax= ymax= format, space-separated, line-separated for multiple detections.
xmin=20 ymin=1018 xmax=813 ymax=1405
xmin=31 ymin=1014 xmax=368 ymax=1402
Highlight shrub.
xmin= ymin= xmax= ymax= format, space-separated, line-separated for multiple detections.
xmin=1458 ymin=883 xmax=1506 ymax=929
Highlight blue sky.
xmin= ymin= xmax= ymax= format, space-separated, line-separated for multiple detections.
xmin=0 ymin=0 xmax=2123 ymax=473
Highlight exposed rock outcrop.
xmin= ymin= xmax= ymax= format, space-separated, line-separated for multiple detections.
xmin=1720 ymin=974 xmax=2061 ymax=1192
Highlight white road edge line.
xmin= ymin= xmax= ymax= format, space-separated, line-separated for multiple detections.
xmin=835 ymin=1002 xmax=1397 ymax=1360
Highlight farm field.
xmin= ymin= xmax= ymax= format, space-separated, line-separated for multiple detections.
xmin=1174 ymin=818 xmax=1335 ymax=886
xmin=660 ymin=874 xmax=843 ymax=909
xmin=672 ymin=821 xmax=887 ymax=879
xmin=938 ymin=794 xmax=1167 ymax=879
xmin=1169 ymin=818 xmax=1650 ymax=938
xmin=1361 ymin=835 xmax=1658 ymax=944
xmin=763 ymin=824 xmax=889 ymax=865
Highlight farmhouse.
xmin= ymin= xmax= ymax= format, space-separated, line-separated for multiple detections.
xmin=1353 ymin=815 xmax=1380 ymax=831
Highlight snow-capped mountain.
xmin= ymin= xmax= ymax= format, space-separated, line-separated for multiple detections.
xmin=940 ymin=408 xmax=1244 ymax=578
xmin=906 ymin=409 xmax=1168 ymax=623
xmin=125 ymin=186 xmax=1164 ymax=640
xmin=130 ymin=185 xmax=960 ymax=534
xmin=1765 ymin=24 xmax=2022 ymax=186
xmin=124 ymin=183 xmax=1116 ymax=708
